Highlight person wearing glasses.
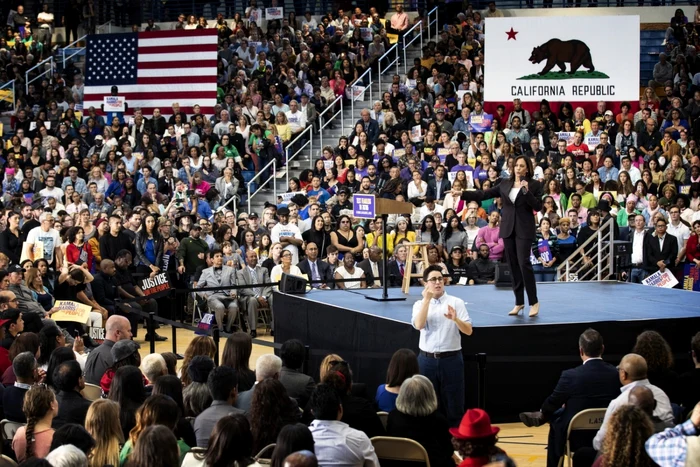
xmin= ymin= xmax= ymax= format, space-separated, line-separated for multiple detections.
xmin=270 ymin=250 xmax=304 ymax=292
xmin=412 ymin=265 xmax=472 ymax=427
xmin=643 ymin=217 xmax=679 ymax=278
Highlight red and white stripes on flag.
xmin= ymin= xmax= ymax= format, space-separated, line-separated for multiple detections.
xmin=82 ymin=29 xmax=218 ymax=116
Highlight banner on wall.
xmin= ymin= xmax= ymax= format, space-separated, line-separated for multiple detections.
xmin=484 ymin=16 xmax=640 ymax=102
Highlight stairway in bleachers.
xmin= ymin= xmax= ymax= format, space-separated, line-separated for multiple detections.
xmin=640 ymin=29 xmax=667 ymax=86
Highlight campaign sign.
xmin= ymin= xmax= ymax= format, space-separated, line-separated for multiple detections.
xmin=353 ymin=194 xmax=376 ymax=219
xmin=683 ymin=264 xmax=700 ymax=292
xmin=437 ymin=147 xmax=450 ymax=164
xmin=468 ymin=114 xmax=493 ymax=133
xmin=484 ymin=16 xmax=639 ymax=102
xmin=103 ymin=96 xmax=126 ymax=112
xmin=89 ymin=326 xmax=106 ymax=345
xmin=266 ymin=7 xmax=283 ymax=19
xmin=197 ymin=313 xmax=216 ymax=335
xmin=140 ymin=272 xmax=172 ymax=299
xmin=642 ymin=269 xmax=678 ymax=288
xmin=52 ymin=301 xmax=92 ymax=324
xmin=538 ymin=239 xmax=552 ymax=263
xmin=280 ymin=191 xmax=305 ymax=205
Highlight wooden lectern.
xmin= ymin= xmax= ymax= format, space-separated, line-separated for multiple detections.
xmin=365 ymin=197 xmax=415 ymax=302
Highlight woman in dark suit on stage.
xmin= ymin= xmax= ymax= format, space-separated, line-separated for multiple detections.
xmin=453 ymin=155 xmax=543 ymax=317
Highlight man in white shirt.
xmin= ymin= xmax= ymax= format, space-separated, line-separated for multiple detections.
xmin=592 ymin=353 xmax=674 ymax=451
xmin=666 ymin=206 xmax=690 ymax=268
xmin=24 ymin=212 xmax=62 ymax=268
xmin=620 ymin=155 xmax=642 ymax=184
xmin=309 ymin=384 xmax=379 ymax=467
xmin=286 ymin=100 xmax=308 ymax=139
xmin=412 ymin=265 xmax=473 ymax=426
xmin=629 ymin=214 xmax=649 ymax=283
xmin=39 ymin=175 xmax=64 ymax=202
xmin=213 ymin=110 xmax=232 ymax=137
xmin=418 ymin=196 xmax=445 ymax=222
xmin=271 ymin=207 xmax=303 ymax=265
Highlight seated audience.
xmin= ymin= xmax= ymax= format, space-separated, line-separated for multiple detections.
xmin=194 ymin=365 xmax=244 ymax=448
xmin=450 ymin=408 xmax=508 ymax=467
xmin=85 ymin=399 xmax=124 ymax=467
xmin=375 ymin=348 xmax=419 ymax=412
xmin=270 ymin=424 xmax=315 ymax=467
xmin=280 ymin=339 xmax=316 ymax=408
xmin=52 ymin=360 xmax=92 ymax=428
xmin=12 ymin=384 xmax=57 ymax=462
xmin=182 ymin=414 xmax=259 ymax=467
xmin=386 ymin=374 xmax=454 ymax=467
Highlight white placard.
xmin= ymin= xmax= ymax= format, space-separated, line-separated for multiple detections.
xmin=484 ymin=16 xmax=640 ymax=102
xmin=265 ymin=7 xmax=283 ymax=19
xmin=248 ymin=8 xmax=262 ymax=24
xmin=280 ymin=191 xmax=305 ymax=205
xmin=360 ymin=28 xmax=373 ymax=42
xmin=642 ymin=269 xmax=679 ymax=288
xmin=103 ymin=96 xmax=126 ymax=112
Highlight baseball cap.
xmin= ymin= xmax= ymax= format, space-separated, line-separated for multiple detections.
xmin=94 ymin=135 xmax=104 ymax=141
xmin=8 ymin=264 xmax=25 ymax=274
xmin=111 ymin=339 xmax=140 ymax=362
xmin=248 ymin=212 xmax=259 ymax=219
xmin=451 ymin=245 xmax=464 ymax=253
xmin=0 ymin=308 xmax=22 ymax=327
xmin=604 ymin=110 xmax=613 ymax=117
xmin=190 ymin=224 xmax=203 ymax=231
xmin=277 ymin=207 xmax=290 ymax=216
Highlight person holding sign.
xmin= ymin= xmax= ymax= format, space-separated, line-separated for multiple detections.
xmin=453 ymin=156 xmax=543 ymax=317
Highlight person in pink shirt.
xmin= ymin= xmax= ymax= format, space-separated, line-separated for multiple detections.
xmin=475 ymin=211 xmax=505 ymax=261
xmin=388 ymin=5 xmax=409 ymax=37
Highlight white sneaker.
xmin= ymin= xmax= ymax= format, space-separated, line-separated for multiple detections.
xmin=662 ymin=39 xmax=667 ymax=46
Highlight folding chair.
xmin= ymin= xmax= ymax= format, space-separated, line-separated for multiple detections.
xmin=371 ymin=436 xmax=431 ymax=467
xmin=256 ymin=304 xmax=272 ymax=335
xmin=0 ymin=420 xmax=24 ymax=443
xmin=558 ymin=408 xmax=607 ymax=467
xmin=377 ymin=411 xmax=389 ymax=430
xmin=255 ymin=443 xmax=276 ymax=464
xmin=81 ymin=383 xmax=103 ymax=401
xmin=0 ymin=454 xmax=17 ymax=466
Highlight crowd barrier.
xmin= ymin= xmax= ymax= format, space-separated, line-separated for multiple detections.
xmin=114 ymin=275 xmax=488 ymax=409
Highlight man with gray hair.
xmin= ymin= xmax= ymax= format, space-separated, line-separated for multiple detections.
xmin=24 ymin=211 xmax=62 ymax=268
xmin=141 ymin=353 xmax=167 ymax=386
xmin=235 ymin=354 xmax=284 ymax=412
xmin=46 ymin=444 xmax=88 ymax=467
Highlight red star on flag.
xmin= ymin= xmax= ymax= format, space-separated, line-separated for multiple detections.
xmin=506 ymin=27 xmax=518 ymax=40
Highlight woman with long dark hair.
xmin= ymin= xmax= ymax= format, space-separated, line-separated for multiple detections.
xmin=182 ymin=414 xmax=257 ymax=467
xmin=109 ymin=365 xmax=147 ymax=441
xmin=454 ymin=155 xmax=543 ymax=317
xmin=0 ymin=211 xmax=22 ymax=264
xmin=221 ymin=332 xmax=256 ymax=392
xmin=249 ymin=378 xmax=300 ymax=454
xmin=302 ymin=215 xmax=331 ymax=259
xmin=134 ymin=213 xmax=164 ymax=278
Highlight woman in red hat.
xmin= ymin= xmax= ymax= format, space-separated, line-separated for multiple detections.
xmin=450 ymin=408 xmax=508 ymax=467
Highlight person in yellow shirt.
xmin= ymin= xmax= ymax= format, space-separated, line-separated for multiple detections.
xmin=364 ymin=216 xmax=395 ymax=257
xmin=393 ymin=217 xmax=417 ymax=255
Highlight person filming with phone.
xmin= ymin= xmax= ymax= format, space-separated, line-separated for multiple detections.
xmin=412 ymin=265 xmax=473 ymax=427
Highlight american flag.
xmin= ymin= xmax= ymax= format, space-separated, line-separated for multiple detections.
xmin=83 ymin=29 xmax=218 ymax=116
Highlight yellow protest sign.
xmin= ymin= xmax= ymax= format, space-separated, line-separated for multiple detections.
xmin=51 ymin=300 xmax=92 ymax=324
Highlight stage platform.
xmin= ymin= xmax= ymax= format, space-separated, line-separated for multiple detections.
xmin=274 ymin=282 xmax=700 ymax=422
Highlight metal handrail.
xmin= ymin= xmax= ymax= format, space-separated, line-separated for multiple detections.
xmin=556 ymin=217 xmax=615 ymax=281
xmin=0 ymin=80 xmax=16 ymax=113
xmin=377 ymin=44 xmax=399 ymax=97
xmin=349 ymin=67 xmax=373 ymax=121
xmin=427 ymin=7 xmax=438 ymax=43
xmin=25 ymin=56 xmax=54 ymax=94
xmin=318 ymin=95 xmax=344 ymax=151
xmin=96 ymin=20 xmax=113 ymax=34
xmin=247 ymin=158 xmax=277 ymax=214
xmin=62 ymin=34 xmax=88 ymax=68
xmin=402 ymin=20 xmax=423 ymax=75
xmin=285 ymin=125 xmax=314 ymax=188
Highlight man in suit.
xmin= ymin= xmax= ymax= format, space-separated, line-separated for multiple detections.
xmin=280 ymin=339 xmax=316 ymax=408
xmin=157 ymin=166 xmax=177 ymax=198
xmin=237 ymin=250 xmax=273 ymax=338
xmin=53 ymin=360 xmax=92 ymax=428
xmin=3 ymin=351 xmax=38 ymax=423
xmin=388 ymin=244 xmax=417 ymax=287
xmin=298 ymin=242 xmax=334 ymax=289
xmin=426 ymin=165 xmax=451 ymax=202
xmin=194 ymin=366 xmax=244 ymax=448
xmin=519 ymin=329 xmax=620 ymax=467
xmin=300 ymin=93 xmax=318 ymax=130
xmin=644 ymin=217 xmax=678 ymax=277
xmin=357 ymin=246 xmax=384 ymax=288
xmin=355 ymin=109 xmax=379 ymax=144
xmin=197 ymin=249 xmax=239 ymax=333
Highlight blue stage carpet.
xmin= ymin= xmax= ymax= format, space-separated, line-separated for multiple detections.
xmin=305 ymin=281 xmax=700 ymax=327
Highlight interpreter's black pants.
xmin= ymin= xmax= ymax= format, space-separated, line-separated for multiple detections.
xmin=503 ymin=235 xmax=538 ymax=306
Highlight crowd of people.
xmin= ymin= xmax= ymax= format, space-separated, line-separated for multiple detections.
xmin=0 ymin=0 xmax=699 ymax=466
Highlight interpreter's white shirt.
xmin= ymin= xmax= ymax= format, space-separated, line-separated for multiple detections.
xmin=667 ymin=221 xmax=690 ymax=253
xmin=592 ymin=379 xmax=673 ymax=451
xmin=309 ymin=419 xmax=379 ymax=467
xmin=631 ymin=229 xmax=647 ymax=265
xmin=412 ymin=293 xmax=471 ymax=353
